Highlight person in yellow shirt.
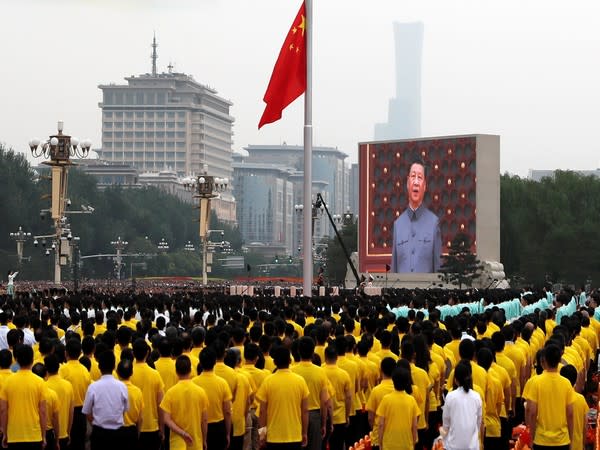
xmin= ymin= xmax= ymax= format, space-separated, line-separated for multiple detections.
xmin=161 ymin=355 xmax=209 ymax=450
xmin=224 ymin=348 xmax=253 ymax=450
xmin=242 ymin=343 xmax=268 ymax=450
xmin=213 ymin=340 xmax=239 ymax=401
xmin=376 ymin=367 xmax=420 ymax=450
xmin=32 ymin=362 xmax=60 ymax=450
xmin=0 ymin=350 xmax=13 ymax=388
xmin=131 ymin=338 xmax=165 ymax=450
xmin=291 ymin=337 xmax=329 ymax=450
xmin=117 ymin=359 xmax=144 ymax=449
xmin=323 ymin=346 xmax=352 ymax=450
xmin=59 ymin=338 xmax=91 ymax=450
xmin=45 ymin=354 xmax=75 ymax=450
xmin=365 ymin=357 xmax=397 ymax=450
xmin=154 ymin=338 xmax=178 ymax=391
xmin=523 ymin=343 xmax=574 ymax=449
xmin=192 ymin=347 xmax=232 ymax=450
xmin=257 ymin=346 xmax=310 ymax=450
xmin=477 ymin=348 xmax=504 ymax=450
xmin=0 ymin=344 xmax=47 ymax=448
xmin=560 ymin=364 xmax=589 ymax=450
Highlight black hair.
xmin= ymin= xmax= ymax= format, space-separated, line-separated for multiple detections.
xmin=176 ymin=355 xmax=192 ymax=376
xmin=454 ymin=360 xmax=473 ymax=392
xmin=199 ymin=347 xmax=217 ymax=371
xmin=392 ymin=367 xmax=412 ymax=394
xmin=117 ymin=359 xmax=133 ymax=380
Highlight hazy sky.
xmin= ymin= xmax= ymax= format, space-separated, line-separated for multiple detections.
xmin=2 ymin=0 xmax=599 ymax=176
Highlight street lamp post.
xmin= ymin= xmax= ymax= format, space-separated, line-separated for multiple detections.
xmin=29 ymin=121 xmax=91 ymax=284
xmin=111 ymin=237 xmax=128 ymax=280
xmin=294 ymin=199 xmax=324 ymax=287
xmin=9 ymin=226 xmax=31 ymax=265
xmin=183 ymin=165 xmax=228 ymax=286
xmin=157 ymin=238 xmax=170 ymax=252
xmin=184 ymin=241 xmax=196 ymax=252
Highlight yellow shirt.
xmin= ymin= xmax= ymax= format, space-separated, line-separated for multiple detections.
xmin=232 ymin=371 xmax=253 ymax=437
xmin=47 ymin=374 xmax=75 ymax=439
xmin=365 ymin=379 xmax=394 ymax=446
xmin=160 ymin=379 xmax=209 ymax=450
xmin=155 ymin=357 xmax=178 ymax=392
xmin=444 ymin=340 xmax=461 ymax=364
xmin=410 ymin=363 xmax=431 ymax=430
xmin=375 ymin=349 xmax=399 ymax=362
xmin=314 ymin=345 xmax=326 ymax=364
xmin=122 ymin=380 xmax=144 ymax=427
xmin=0 ymin=370 xmax=46 ymax=443
xmin=130 ymin=361 xmax=164 ymax=432
xmin=500 ymin=345 xmax=526 ymax=396
xmin=571 ymin=390 xmax=589 ymax=450
xmin=376 ymin=390 xmax=420 ymax=450
xmin=484 ymin=373 xmax=504 ymax=438
xmin=522 ymin=371 xmax=574 ymax=446
xmin=45 ymin=387 xmax=60 ymax=431
xmin=192 ymin=371 xmax=232 ymax=423
xmin=291 ymin=361 xmax=329 ymax=411
xmin=59 ymin=359 xmax=91 ymax=407
xmin=215 ymin=362 xmax=238 ymax=399
xmin=255 ymin=369 xmax=310 ymax=443
xmin=0 ymin=369 xmax=12 ymax=389
xmin=337 ymin=355 xmax=360 ymax=414
xmin=446 ymin=361 xmax=488 ymax=396
xmin=490 ymin=362 xmax=511 ymax=418
xmin=323 ymin=364 xmax=352 ymax=425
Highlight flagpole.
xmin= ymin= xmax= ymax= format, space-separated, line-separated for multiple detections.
xmin=302 ymin=0 xmax=313 ymax=298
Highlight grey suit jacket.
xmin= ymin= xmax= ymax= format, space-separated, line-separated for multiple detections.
xmin=391 ymin=205 xmax=442 ymax=273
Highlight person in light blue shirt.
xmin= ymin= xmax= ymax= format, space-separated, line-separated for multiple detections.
xmin=391 ymin=161 xmax=442 ymax=273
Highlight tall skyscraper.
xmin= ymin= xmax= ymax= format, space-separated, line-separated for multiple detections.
xmin=374 ymin=22 xmax=423 ymax=140
xmin=97 ymin=37 xmax=235 ymax=180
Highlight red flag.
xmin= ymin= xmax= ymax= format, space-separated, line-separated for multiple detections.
xmin=258 ymin=2 xmax=306 ymax=129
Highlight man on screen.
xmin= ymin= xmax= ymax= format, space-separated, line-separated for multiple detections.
xmin=391 ymin=160 xmax=442 ymax=273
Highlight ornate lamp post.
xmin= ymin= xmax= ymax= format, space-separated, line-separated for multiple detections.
xmin=183 ymin=165 xmax=228 ymax=285
xmin=111 ymin=237 xmax=128 ymax=280
xmin=157 ymin=238 xmax=170 ymax=252
xmin=9 ymin=226 xmax=31 ymax=265
xmin=29 ymin=121 xmax=91 ymax=284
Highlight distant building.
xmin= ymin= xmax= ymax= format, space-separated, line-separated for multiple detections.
xmin=243 ymin=144 xmax=349 ymax=221
xmin=349 ymin=163 xmax=359 ymax=215
xmin=96 ymin=37 xmax=236 ymax=223
xmin=74 ymin=159 xmax=140 ymax=189
xmin=528 ymin=168 xmax=600 ymax=181
xmin=233 ymin=155 xmax=296 ymax=255
xmin=374 ymin=22 xmax=423 ymax=140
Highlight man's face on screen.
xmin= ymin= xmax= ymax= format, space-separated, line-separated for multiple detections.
xmin=406 ymin=163 xmax=426 ymax=209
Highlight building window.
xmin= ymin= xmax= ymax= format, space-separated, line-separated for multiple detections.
xmin=176 ymin=152 xmax=186 ymax=159
xmin=125 ymin=93 xmax=134 ymax=105
xmin=156 ymin=122 xmax=165 ymax=129
xmin=104 ymin=142 xmax=113 ymax=148
xmin=176 ymin=142 xmax=185 ymax=148
xmin=156 ymin=112 xmax=164 ymax=119
xmin=145 ymin=132 xmax=154 ymax=138
xmin=178 ymin=112 xmax=185 ymax=118
xmin=135 ymin=132 xmax=144 ymax=138
xmin=166 ymin=152 xmax=175 ymax=159
xmin=115 ymin=112 xmax=123 ymax=119
xmin=103 ymin=92 xmax=114 ymax=105
xmin=104 ymin=112 xmax=113 ymax=119
xmin=125 ymin=111 xmax=133 ymax=118
xmin=166 ymin=132 xmax=175 ymax=138
xmin=103 ymin=122 xmax=113 ymax=129
xmin=156 ymin=152 xmax=165 ymax=159
xmin=125 ymin=132 xmax=133 ymax=138
xmin=177 ymin=122 xmax=186 ymax=128
xmin=145 ymin=122 xmax=154 ymax=128
xmin=115 ymin=122 xmax=123 ymax=129
xmin=177 ymin=132 xmax=186 ymax=138
xmin=167 ymin=122 xmax=175 ymax=129
xmin=157 ymin=93 xmax=166 ymax=105
xmin=114 ymin=142 xmax=123 ymax=149
xmin=102 ymin=131 xmax=112 ymax=138
xmin=136 ymin=92 xmax=144 ymax=105
xmin=125 ymin=142 xmax=133 ymax=148
xmin=125 ymin=122 xmax=133 ymax=128
xmin=167 ymin=112 xmax=175 ymax=118
xmin=145 ymin=112 xmax=154 ymax=118
xmin=134 ymin=141 xmax=144 ymax=147
xmin=156 ymin=132 xmax=165 ymax=138
xmin=155 ymin=142 xmax=165 ymax=148
xmin=135 ymin=122 xmax=144 ymax=128
xmin=115 ymin=93 xmax=123 ymax=104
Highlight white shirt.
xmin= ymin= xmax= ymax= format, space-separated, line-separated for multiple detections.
xmin=0 ymin=326 xmax=9 ymax=350
xmin=442 ymin=388 xmax=482 ymax=450
xmin=82 ymin=375 xmax=129 ymax=429
xmin=22 ymin=328 xmax=36 ymax=347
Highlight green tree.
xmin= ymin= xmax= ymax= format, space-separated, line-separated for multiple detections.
xmin=439 ymin=232 xmax=483 ymax=288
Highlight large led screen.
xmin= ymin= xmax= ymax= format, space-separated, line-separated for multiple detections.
xmin=358 ymin=136 xmax=483 ymax=274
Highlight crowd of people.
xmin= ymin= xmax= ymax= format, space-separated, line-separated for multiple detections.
xmin=0 ymin=283 xmax=597 ymax=450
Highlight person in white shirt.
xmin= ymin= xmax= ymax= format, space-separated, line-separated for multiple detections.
xmin=441 ymin=360 xmax=483 ymax=450
xmin=6 ymin=271 xmax=18 ymax=298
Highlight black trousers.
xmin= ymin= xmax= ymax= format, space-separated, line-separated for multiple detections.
xmin=266 ymin=444 xmax=301 ymax=450
xmin=207 ymin=421 xmax=227 ymax=450
xmin=121 ymin=425 xmax=138 ymax=449
xmin=230 ymin=435 xmax=244 ymax=450
xmin=138 ymin=430 xmax=161 ymax=450
xmin=484 ymin=436 xmax=504 ymax=450
xmin=59 ymin=438 xmax=69 ymax=450
xmin=344 ymin=415 xmax=359 ymax=450
xmin=532 ymin=446 xmax=569 ymax=450
xmin=45 ymin=429 xmax=56 ymax=450
xmin=7 ymin=443 xmax=43 ymax=450
xmin=70 ymin=406 xmax=87 ymax=450
xmin=90 ymin=425 xmax=123 ymax=450
xmin=329 ymin=424 xmax=346 ymax=450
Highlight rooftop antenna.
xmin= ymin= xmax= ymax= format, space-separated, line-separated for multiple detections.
xmin=151 ymin=33 xmax=158 ymax=76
